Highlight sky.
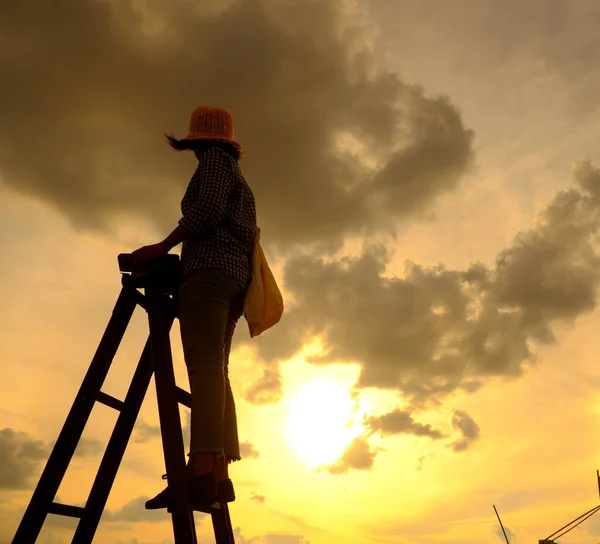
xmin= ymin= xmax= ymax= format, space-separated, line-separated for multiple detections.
xmin=2 ymin=0 xmax=600 ymax=542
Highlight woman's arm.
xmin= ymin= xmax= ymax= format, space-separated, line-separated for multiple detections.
xmin=131 ymin=148 xmax=230 ymax=270
xmin=130 ymin=224 xmax=189 ymax=271
xmin=160 ymin=224 xmax=189 ymax=251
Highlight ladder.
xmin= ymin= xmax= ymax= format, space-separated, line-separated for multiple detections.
xmin=12 ymin=253 xmax=235 ymax=544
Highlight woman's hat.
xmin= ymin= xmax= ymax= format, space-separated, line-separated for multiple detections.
xmin=181 ymin=106 xmax=243 ymax=155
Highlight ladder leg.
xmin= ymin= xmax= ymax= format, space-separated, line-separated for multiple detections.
xmin=146 ymin=287 xmax=197 ymax=544
xmin=211 ymin=503 xmax=236 ymax=544
xmin=73 ymin=334 xmax=165 ymax=543
xmin=13 ymin=286 xmax=139 ymax=544
xmin=222 ymin=503 xmax=235 ymax=543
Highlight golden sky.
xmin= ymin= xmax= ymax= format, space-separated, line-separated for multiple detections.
xmin=2 ymin=1 xmax=600 ymax=543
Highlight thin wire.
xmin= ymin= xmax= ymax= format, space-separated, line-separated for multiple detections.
xmin=548 ymin=505 xmax=600 ymax=540
xmin=553 ymin=507 xmax=600 ymax=540
xmin=546 ymin=504 xmax=600 ymax=539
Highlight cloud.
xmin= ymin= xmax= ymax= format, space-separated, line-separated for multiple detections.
xmin=182 ymin=410 xmax=191 ymax=452
xmin=233 ymin=527 xmax=310 ymax=544
xmin=243 ymin=368 xmax=283 ymax=405
xmin=103 ymin=496 xmax=170 ymax=523
xmin=366 ymin=408 xmax=446 ymax=439
xmin=0 ymin=0 xmax=473 ymax=252
xmin=239 ymin=441 xmax=260 ymax=459
xmin=251 ymin=492 xmax=266 ymax=504
xmin=245 ymin=160 xmax=600 ymax=438
xmin=34 ymin=533 xmax=65 ymax=544
xmin=373 ymin=0 xmax=600 ymax=86
xmin=0 ymin=428 xmax=49 ymax=490
xmin=325 ymin=407 xmax=473 ymax=470
xmin=48 ymin=436 xmax=103 ymax=458
xmin=493 ymin=523 xmax=516 ymax=543
xmin=42 ymin=496 xmax=86 ymax=529
xmin=263 ymin=537 xmax=310 ymax=544
xmin=74 ymin=436 xmax=104 ymax=457
xmin=133 ymin=420 xmax=161 ymax=443
xmin=0 ymin=428 xmax=101 ymax=492
xmin=116 ymin=540 xmax=174 ymax=544
xmin=325 ymin=408 xmax=446 ymax=472
xmin=322 ymin=436 xmax=378 ymax=475
xmin=448 ymin=410 xmax=480 ymax=452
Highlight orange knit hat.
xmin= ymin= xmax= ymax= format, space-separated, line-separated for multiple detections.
xmin=181 ymin=106 xmax=243 ymax=155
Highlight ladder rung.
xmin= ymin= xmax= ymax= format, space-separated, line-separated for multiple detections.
xmin=96 ymin=391 xmax=125 ymax=411
xmin=133 ymin=290 xmax=147 ymax=310
xmin=48 ymin=502 xmax=86 ymax=518
xmin=175 ymin=387 xmax=191 ymax=408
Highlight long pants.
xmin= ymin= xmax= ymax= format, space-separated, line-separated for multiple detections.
xmin=178 ymin=268 xmax=245 ymax=462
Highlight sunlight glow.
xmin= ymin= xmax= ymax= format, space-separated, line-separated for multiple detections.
xmin=285 ymin=379 xmax=363 ymax=468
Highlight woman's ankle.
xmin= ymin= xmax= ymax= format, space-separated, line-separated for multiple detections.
xmin=212 ymin=459 xmax=229 ymax=482
xmin=188 ymin=452 xmax=213 ymax=477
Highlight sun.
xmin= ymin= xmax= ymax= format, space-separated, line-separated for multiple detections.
xmin=285 ymin=379 xmax=363 ymax=468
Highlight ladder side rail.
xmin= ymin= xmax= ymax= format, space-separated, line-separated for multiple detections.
xmin=147 ymin=286 xmax=197 ymax=544
xmin=13 ymin=285 xmax=139 ymax=543
xmin=73 ymin=334 xmax=169 ymax=542
xmin=211 ymin=503 xmax=235 ymax=544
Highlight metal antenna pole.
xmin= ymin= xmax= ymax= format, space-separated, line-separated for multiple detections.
xmin=493 ymin=505 xmax=510 ymax=544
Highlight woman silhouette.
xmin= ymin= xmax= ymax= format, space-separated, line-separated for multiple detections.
xmin=130 ymin=106 xmax=257 ymax=510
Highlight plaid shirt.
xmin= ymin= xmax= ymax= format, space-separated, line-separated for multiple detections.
xmin=179 ymin=146 xmax=257 ymax=290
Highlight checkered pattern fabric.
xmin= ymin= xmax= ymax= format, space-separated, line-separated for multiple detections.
xmin=179 ymin=146 xmax=257 ymax=289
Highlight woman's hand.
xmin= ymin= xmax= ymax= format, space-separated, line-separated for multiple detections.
xmin=130 ymin=242 xmax=169 ymax=272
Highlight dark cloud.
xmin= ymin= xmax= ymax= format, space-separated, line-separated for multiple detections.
xmin=448 ymin=410 xmax=480 ymax=452
xmin=239 ymin=441 xmax=260 ymax=459
xmin=133 ymin=420 xmax=161 ymax=444
xmin=32 ymin=533 xmax=64 ymax=544
xmin=248 ymin=161 xmax=600 ymax=412
xmin=230 ymin=157 xmax=600 ymax=467
xmin=584 ymin=505 xmax=600 ymax=536
xmin=373 ymin=0 xmax=600 ymax=95
xmin=116 ymin=540 xmax=174 ymax=544
xmin=77 ymin=437 xmax=103 ymax=457
xmin=41 ymin=496 xmax=86 ymax=531
xmin=366 ymin=408 xmax=446 ymax=439
xmin=0 ymin=0 xmax=473 ymax=252
xmin=324 ymin=407 xmax=459 ymax=471
xmin=251 ymin=492 xmax=266 ymax=504
xmin=233 ymin=527 xmax=251 ymax=544
xmin=243 ymin=367 xmax=283 ymax=404
xmin=70 ymin=436 xmax=103 ymax=457
xmin=493 ymin=523 xmax=516 ymax=543
xmin=263 ymin=536 xmax=310 ymax=544
xmin=131 ymin=416 xmax=183 ymax=446
xmin=182 ymin=410 xmax=191 ymax=452
xmin=0 ymin=428 xmax=48 ymax=490
xmin=322 ymin=437 xmax=378 ymax=475
xmin=233 ymin=528 xmax=310 ymax=544
xmin=103 ymin=496 xmax=170 ymax=523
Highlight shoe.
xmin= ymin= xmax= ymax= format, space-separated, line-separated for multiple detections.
xmin=188 ymin=473 xmax=219 ymax=511
xmin=145 ymin=472 xmax=221 ymax=512
xmin=145 ymin=472 xmax=218 ymax=511
xmin=145 ymin=474 xmax=169 ymax=510
xmin=217 ymin=478 xmax=235 ymax=503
